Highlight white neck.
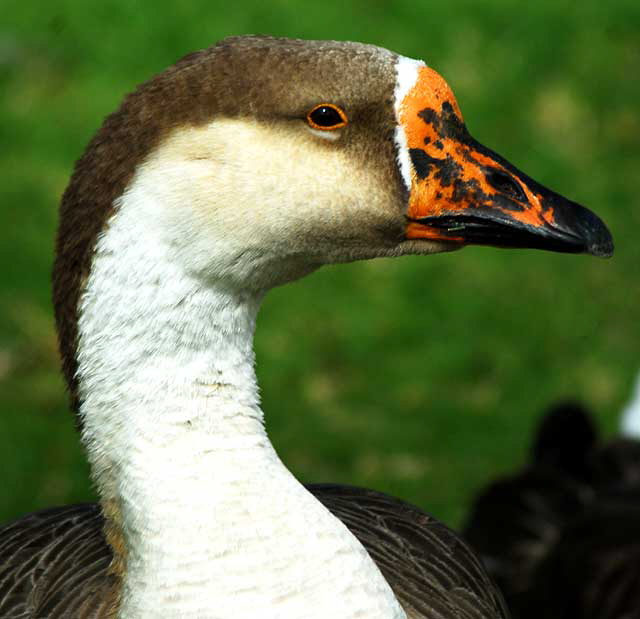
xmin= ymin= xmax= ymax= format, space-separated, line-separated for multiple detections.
xmin=76 ymin=174 xmax=405 ymax=618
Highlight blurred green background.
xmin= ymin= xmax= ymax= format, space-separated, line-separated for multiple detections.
xmin=1 ymin=0 xmax=638 ymax=528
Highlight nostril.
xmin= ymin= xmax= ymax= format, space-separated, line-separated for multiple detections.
xmin=485 ymin=168 xmax=526 ymax=202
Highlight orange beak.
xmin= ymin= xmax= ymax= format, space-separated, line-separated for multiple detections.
xmin=401 ymin=67 xmax=613 ymax=258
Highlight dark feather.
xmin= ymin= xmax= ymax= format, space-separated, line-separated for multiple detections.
xmin=0 ymin=487 xmax=508 ymax=619
xmin=312 ymin=484 xmax=509 ymax=619
xmin=0 ymin=504 xmax=117 ymax=619
xmin=463 ymin=403 xmax=640 ymax=619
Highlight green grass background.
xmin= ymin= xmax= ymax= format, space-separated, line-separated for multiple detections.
xmin=1 ymin=0 xmax=638 ymax=528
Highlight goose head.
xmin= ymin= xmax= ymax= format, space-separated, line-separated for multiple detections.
xmin=54 ymin=36 xmax=612 ymax=394
xmin=52 ymin=33 xmax=616 ymax=451
xmin=58 ymin=40 xmax=610 ymax=277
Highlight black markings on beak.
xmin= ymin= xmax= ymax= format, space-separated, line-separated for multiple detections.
xmin=484 ymin=168 xmax=526 ymax=203
xmin=409 ymin=148 xmax=435 ymax=179
xmin=409 ymin=148 xmax=463 ymax=186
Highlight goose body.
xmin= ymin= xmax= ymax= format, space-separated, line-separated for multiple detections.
xmin=0 ymin=35 xmax=612 ymax=618
xmin=0 ymin=487 xmax=508 ymax=619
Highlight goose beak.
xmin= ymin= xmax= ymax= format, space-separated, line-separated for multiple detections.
xmin=401 ymin=67 xmax=613 ymax=258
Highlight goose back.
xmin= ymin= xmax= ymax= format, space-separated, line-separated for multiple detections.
xmin=0 ymin=487 xmax=509 ymax=619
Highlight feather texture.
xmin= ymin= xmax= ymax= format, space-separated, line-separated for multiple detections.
xmin=0 ymin=487 xmax=508 ymax=619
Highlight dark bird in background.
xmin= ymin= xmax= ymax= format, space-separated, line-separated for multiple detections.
xmin=463 ymin=378 xmax=640 ymax=619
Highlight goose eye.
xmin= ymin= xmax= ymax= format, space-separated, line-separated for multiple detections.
xmin=307 ymin=104 xmax=348 ymax=130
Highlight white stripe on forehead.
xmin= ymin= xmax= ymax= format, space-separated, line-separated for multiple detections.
xmin=393 ymin=55 xmax=426 ymax=191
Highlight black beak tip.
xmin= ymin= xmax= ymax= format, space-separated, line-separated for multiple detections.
xmin=562 ymin=204 xmax=614 ymax=258
xmin=587 ymin=233 xmax=614 ymax=258
xmin=585 ymin=216 xmax=614 ymax=258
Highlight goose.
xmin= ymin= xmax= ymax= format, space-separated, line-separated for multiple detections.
xmin=463 ymin=396 xmax=640 ymax=619
xmin=0 ymin=35 xmax=613 ymax=619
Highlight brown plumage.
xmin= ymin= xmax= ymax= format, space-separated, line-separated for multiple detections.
xmin=0 ymin=488 xmax=508 ymax=619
